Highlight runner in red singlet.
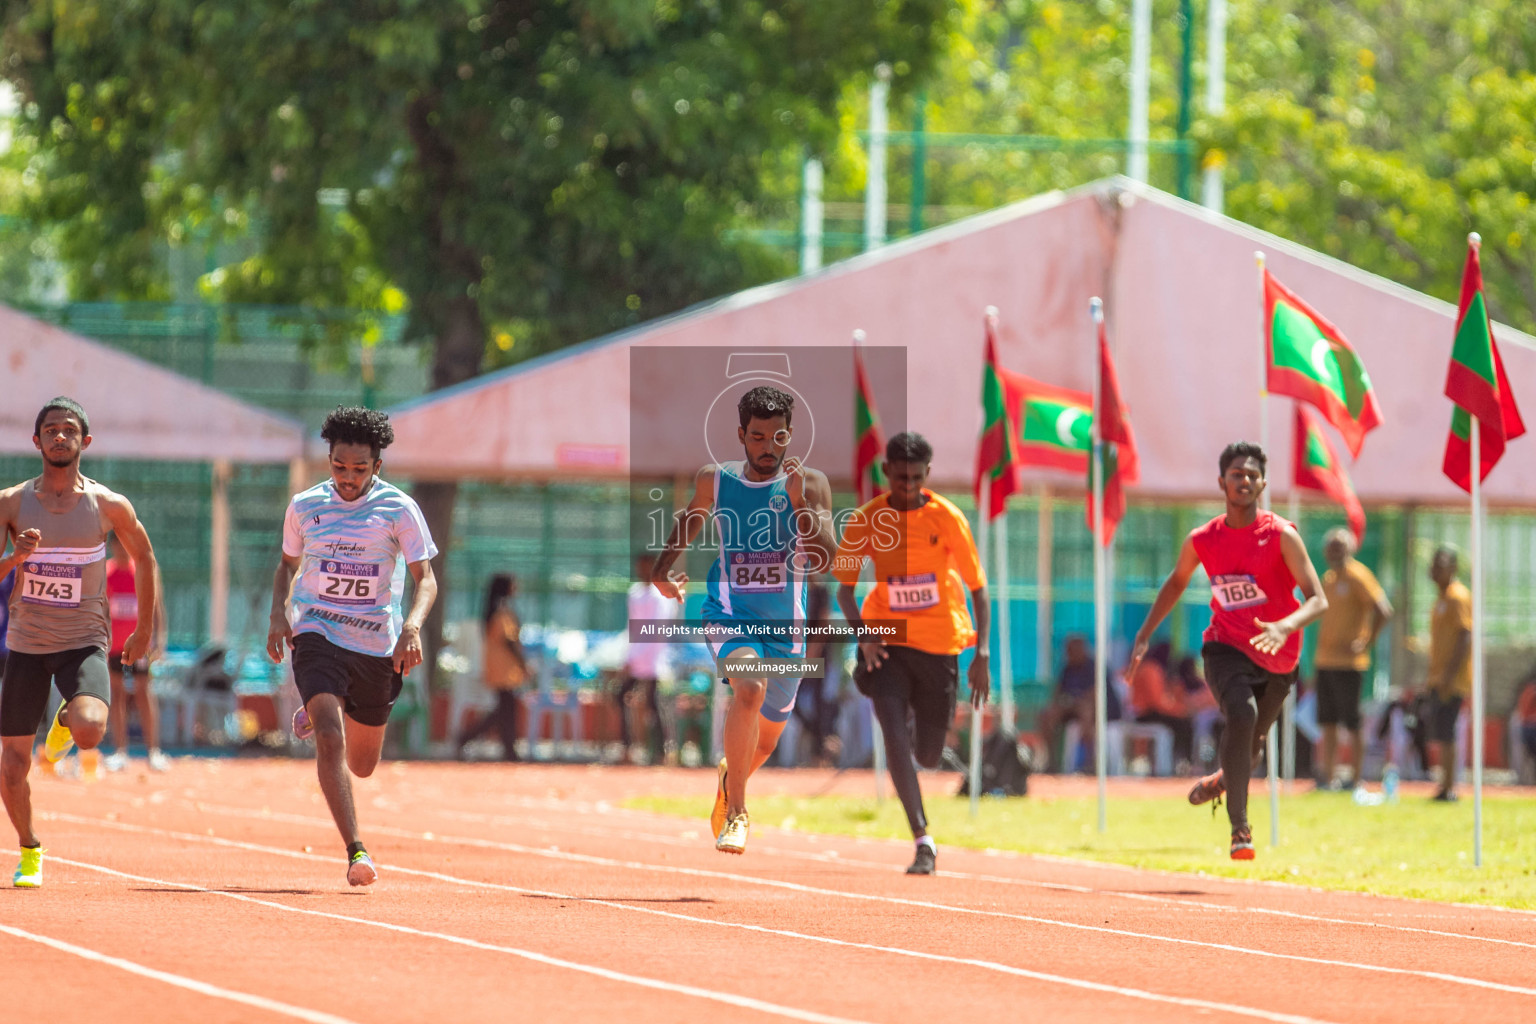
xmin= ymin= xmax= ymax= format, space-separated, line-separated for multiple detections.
xmin=1125 ymin=442 xmax=1327 ymax=860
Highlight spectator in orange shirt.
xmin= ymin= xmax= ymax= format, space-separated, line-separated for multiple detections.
xmin=1128 ymin=641 xmax=1193 ymax=768
xmin=1312 ymin=528 xmax=1392 ymax=790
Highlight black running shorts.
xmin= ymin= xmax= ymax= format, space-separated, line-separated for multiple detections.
xmin=1 ymin=646 xmax=112 ymax=737
xmin=1201 ymin=641 xmax=1296 ymax=706
xmin=292 ymin=632 xmax=403 ymax=728
xmin=1314 ymin=669 xmax=1363 ymax=730
xmin=1426 ymin=692 xmax=1463 ymax=743
xmin=854 ymin=646 xmax=959 ymax=758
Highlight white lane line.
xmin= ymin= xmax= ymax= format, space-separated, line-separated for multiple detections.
xmin=424 ymin=805 xmax=1536 ymax=951
xmin=45 ymin=855 xmax=871 ymax=1024
xmin=49 ymin=809 xmax=1536 ymax=1002
xmin=49 ymin=834 xmax=1342 ymax=1024
xmin=0 ymin=922 xmax=362 ymax=1024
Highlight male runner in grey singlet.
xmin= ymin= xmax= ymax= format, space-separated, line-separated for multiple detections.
xmin=0 ymin=397 xmax=160 ymax=888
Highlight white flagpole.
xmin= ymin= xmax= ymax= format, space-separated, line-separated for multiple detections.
xmin=1284 ymin=486 xmax=1300 ymax=786
xmin=998 ymin=503 xmax=1014 ymax=734
xmin=855 ymin=327 xmax=886 ymax=801
xmin=1090 ymin=297 xmax=1109 ymax=833
xmin=1257 ymin=250 xmax=1280 ymax=847
xmin=1471 ymin=410 xmax=1485 ymax=867
xmin=1468 ymin=231 xmax=1486 ymax=867
xmin=972 ymin=477 xmax=989 ymax=818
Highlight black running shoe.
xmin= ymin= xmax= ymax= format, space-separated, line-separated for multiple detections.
xmin=906 ymin=844 xmax=936 ymax=875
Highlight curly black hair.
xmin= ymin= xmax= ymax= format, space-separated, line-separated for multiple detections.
xmin=1218 ymin=440 xmax=1267 ymax=478
xmin=737 ymin=385 xmax=794 ymax=429
xmin=321 ymin=406 xmax=395 ymax=457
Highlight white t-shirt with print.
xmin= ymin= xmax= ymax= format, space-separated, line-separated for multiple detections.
xmin=282 ymin=477 xmax=437 ymax=657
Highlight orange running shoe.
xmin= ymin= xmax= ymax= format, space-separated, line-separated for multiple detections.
xmin=1188 ymin=769 xmax=1226 ymax=806
xmin=709 ymin=758 xmax=728 ymax=839
xmin=1230 ymin=825 xmax=1255 ymax=860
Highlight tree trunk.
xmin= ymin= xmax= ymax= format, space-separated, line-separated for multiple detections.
xmin=416 ymin=292 xmax=487 ymax=692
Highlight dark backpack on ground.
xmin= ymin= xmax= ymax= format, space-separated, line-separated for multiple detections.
xmin=955 ymin=729 xmax=1030 ymax=797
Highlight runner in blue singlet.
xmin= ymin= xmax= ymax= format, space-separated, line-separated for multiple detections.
xmin=651 ymin=386 xmax=835 ymax=855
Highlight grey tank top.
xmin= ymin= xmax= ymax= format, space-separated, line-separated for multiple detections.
xmin=6 ymin=479 xmax=111 ymax=654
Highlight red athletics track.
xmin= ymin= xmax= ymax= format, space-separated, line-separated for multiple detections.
xmin=4 ymin=761 xmax=1534 ymax=1024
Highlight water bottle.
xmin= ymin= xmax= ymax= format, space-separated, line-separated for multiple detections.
xmin=1382 ymin=764 xmax=1400 ymax=803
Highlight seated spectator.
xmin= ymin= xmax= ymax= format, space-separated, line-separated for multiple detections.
xmin=1127 ymin=641 xmax=1194 ymax=769
xmin=1176 ymin=654 xmax=1222 ymax=769
xmin=1515 ymin=670 xmax=1536 ymax=780
xmin=1036 ymin=636 xmax=1121 ymax=773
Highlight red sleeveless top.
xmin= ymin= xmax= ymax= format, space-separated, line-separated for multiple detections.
xmin=107 ymin=561 xmax=138 ymax=656
xmin=1189 ymin=510 xmax=1302 ymax=673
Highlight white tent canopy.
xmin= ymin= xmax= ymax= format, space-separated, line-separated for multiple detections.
xmin=384 ymin=179 xmax=1536 ymax=506
xmin=1 ymin=303 xmax=307 ymax=463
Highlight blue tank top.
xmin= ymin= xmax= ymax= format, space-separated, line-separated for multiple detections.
xmin=702 ymin=462 xmax=808 ymax=639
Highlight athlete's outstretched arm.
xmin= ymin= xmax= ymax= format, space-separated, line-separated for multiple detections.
xmin=650 ymin=466 xmax=715 ymax=603
xmin=393 ymin=558 xmax=437 ymax=675
xmin=267 ymin=553 xmax=301 ymax=663
xmin=1126 ymin=536 xmax=1202 ymax=680
xmin=100 ymin=491 xmax=160 ymax=666
xmin=1250 ymin=526 xmax=1329 ymax=657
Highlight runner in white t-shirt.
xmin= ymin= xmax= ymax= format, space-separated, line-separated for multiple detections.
xmin=267 ymin=407 xmax=438 ymax=887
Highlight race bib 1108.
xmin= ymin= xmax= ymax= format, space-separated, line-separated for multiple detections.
xmin=21 ymin=562 xmax=83 ymax=608
xmin=1212 ymin=574 xmax=1268 ymax=611
xmin=316 ymin=560 xmax=386 ymax=607
xmin=728 ymin=551 xmax=788 ymax=594
xmin=887 ymin=572 xmax=940 ymax=612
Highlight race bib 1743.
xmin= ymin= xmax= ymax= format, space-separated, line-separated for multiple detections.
xmin=887 ymin=572 xmax=940 ymax=612
xmin=729 ymin=551 xmax=788 ymax=594
xmin=1212 ymin=574 xmax=1268 ymax=611
xmin=317 ymin=560 xmax=386 ymax=607
xmin=21 ymin=562 xmax=83 ymax=608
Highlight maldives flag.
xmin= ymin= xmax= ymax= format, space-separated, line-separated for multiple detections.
xmin=1294 ymin=404 xmax=1365 ymax=543
xmin=974 ymin=313 xmax=1024 ymax=520
xmin=853 ymin=342 xmax=887 ymax=504
xmin=1264 ymin=270 xmax=1382 ymax=458
xmin=1086 ymin=317 xmax=1139 ymax=547
xmin=1443 ymin=236 xmax=1526 ymax=492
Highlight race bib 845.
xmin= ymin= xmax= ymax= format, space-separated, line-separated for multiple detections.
xmin=729 ymin=551 xmax=788 ymax=593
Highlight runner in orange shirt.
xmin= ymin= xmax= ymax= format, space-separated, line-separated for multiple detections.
xmin=833 ymin=432 xmax=989 ymax=876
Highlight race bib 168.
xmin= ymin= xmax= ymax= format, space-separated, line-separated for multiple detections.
xmin=1212 ymin=574 xmax=1268 ymax=611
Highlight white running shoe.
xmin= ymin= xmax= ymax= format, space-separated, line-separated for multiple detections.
xmin=147 ymin=749 xmax=171 ymax=773
xmin=103 ymin=751 xmax=130 ymax=773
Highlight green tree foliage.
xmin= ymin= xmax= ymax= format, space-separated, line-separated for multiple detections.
xmin=0 ymin=0 xmax=950 ymax=367
xmin=1205 ymin=0 xmax=1536 ymax=333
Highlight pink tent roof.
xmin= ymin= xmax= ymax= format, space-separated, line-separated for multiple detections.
xmin=1 ymin=304 xmax=306 ymax=463
xmin=385 ymin=179 xmax=1536 ymax=506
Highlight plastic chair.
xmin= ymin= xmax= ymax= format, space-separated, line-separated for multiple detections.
xmin=164 ymin=645 xmax=239 ymax=746
xmin=445 ymin=619 xmax=495 ymax=743
xmin=1063 ymin=719 xmax=1173 ymax=775
xmin=525 ymin=645 xmax=583 ymax=757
